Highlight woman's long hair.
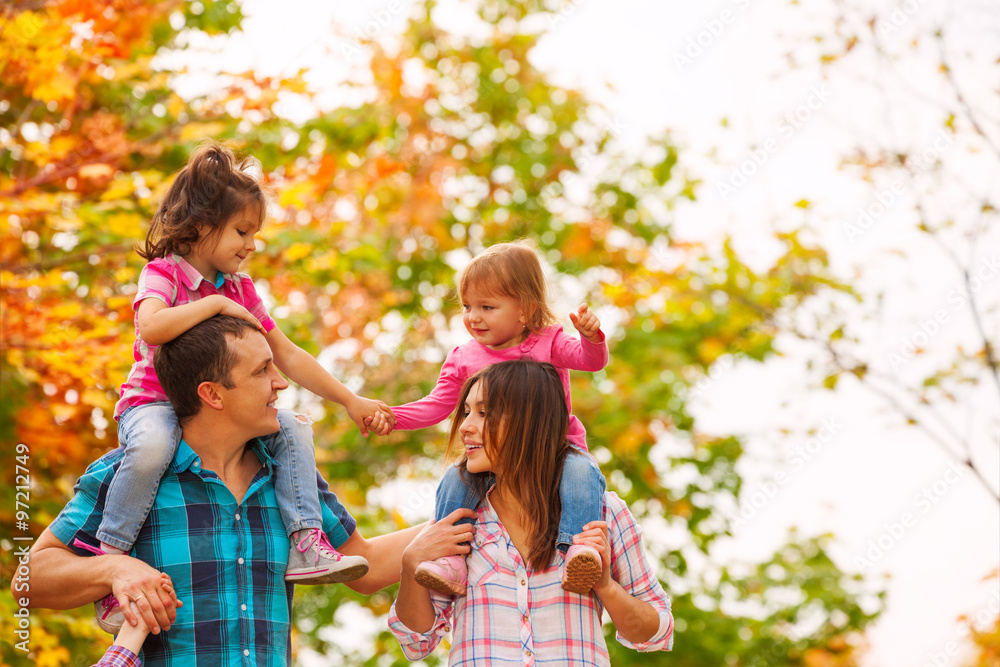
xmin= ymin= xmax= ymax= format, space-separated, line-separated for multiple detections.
xmin=446 ymin=360 xmax=573 ymax=570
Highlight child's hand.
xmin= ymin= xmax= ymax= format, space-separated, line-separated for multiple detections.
xmin=569 ymin=304 xmax=602 ymax=343
xmin=572 ymin=521 xmax=613 ymax=595
xmin=364 ymin=412 xmax=393 ymax=436
xmin=212 ymin=296 xmax=267 ymax=334
xmin=347 ymin=395 xmax=396 ymax=437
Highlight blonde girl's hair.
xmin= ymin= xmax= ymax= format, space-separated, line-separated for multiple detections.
xmin=137 ymin=140 xmax=267 ymax=261
xmin=446 ymin=360 xmax=572 ymax=571
xmin=457 ymin=240 xmax=558 ymax=332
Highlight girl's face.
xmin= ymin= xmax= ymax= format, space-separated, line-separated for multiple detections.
xmin=188 ymin=207 xmax=260 ymax=281
xmin=460 ymin=380 xmax=498 ymax=474
xmin=462 ymin=283 xmax=526 ymax=350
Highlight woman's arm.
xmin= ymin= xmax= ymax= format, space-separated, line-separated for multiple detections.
xmin=393 ymin=509 xmax=477 ymax=632
xmin=137 ymin=296 xmax=265 ymax=345
xmin=573 ymin=496 xmax=674 ymax=651
xmin=575 ymin=521 xmax=662 ymax=643
xmin=265 ymin=326 xmax=394 ymax=436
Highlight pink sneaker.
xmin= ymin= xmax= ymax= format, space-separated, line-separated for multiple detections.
xmin=561 ymin=544 xmax=601 ymax=594
xmin=285 ymin=528 xmax=369 ymax=584
xmin=414 ymin=554 xmax=468 ymax=596
xmin=73 ymin=539 xmax=125 ymax=633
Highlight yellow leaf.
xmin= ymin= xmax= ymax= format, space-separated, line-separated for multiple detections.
xmin=180 ymin=122 xmax=230 ymax=142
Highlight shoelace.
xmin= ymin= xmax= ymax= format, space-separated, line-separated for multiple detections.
xmin=295 ymin=528 xmax=343 ymax=564
xmin=72 ymin=539 xmax=120 ymax=619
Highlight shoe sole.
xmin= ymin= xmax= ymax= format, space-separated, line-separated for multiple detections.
xmin=562 ymin=553 xmax=601 ymax=594
xmin=414 ymin=569 xmax=467 ymax=596
xmin=285 ymin=562 xmax=369 ymax=585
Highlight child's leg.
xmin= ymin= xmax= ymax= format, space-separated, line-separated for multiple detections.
xmin=557 ymin=449 xmax=607 ymax=552
xmin=259 ymin=410 xmax=324 ymax=534
xmin=261 ymin=410 xmax=368 ymax=585
xmin=434 ymin=464 xmax=487 ymax=527
xmin=414 ymin=465 xmax=486 ymax=597
xmin=97 ymin=403 xmax=180 ymax=552
xmin=558 ymin=448 xmax=607 ymax=594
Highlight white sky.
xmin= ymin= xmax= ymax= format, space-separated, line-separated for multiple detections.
xmin=163 ymin=0 xmax=1000 ymax=664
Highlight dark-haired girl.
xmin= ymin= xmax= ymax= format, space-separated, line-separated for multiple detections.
xmin=92 ymin=141 xmax=394 ymax=632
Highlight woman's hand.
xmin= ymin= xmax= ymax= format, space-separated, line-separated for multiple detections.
xmin=401 ymin=509 xmax=477 ymax=580
xmin=572 ymin=521 xmax=613 ymax=595
xmin=111 ymin=559 xmax=182 ymax=634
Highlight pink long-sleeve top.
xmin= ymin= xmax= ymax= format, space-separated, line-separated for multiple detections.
xmin=392 ymin=325 xmax=609 ymax=449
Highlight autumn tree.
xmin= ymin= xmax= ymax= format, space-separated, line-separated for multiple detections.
xmin=2 ymin=0 xmax=884 ymax=664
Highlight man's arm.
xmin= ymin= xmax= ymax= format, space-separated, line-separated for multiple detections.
xmin=337 ymin=525 xmax=424 ymax=595
xmin=17 ymin=528 xmax=180 ymax=634
xmin=336 ymin=511 xmax=475 ymax=596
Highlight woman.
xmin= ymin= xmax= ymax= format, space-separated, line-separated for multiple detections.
xmin=390 ymin=360 xmax=674 ymax=665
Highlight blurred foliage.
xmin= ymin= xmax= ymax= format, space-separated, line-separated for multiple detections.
xmin=2 ymin=0 xmax=886 ymax=665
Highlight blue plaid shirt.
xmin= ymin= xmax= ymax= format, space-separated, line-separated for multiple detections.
xmin=51 ymin=439 xmax=356 ymax=667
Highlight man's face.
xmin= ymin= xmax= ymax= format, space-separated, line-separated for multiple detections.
xmin=219 ymin=332 xmax=288 ymax=438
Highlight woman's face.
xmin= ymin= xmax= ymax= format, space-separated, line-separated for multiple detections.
xmin=460 ymin=380 xmax=498 ymax=474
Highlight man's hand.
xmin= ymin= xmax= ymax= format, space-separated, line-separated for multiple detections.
xmin=569 ymin=304 xmax=603 ymax=343
xmin=110 ymin=556 xmax=182 ymax=634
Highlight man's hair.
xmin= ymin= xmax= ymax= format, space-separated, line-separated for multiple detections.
xmin=153 ymin=315 xmax=260 ymax=424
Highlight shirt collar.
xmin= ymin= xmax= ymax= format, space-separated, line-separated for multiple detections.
xmin=171 ymin=437 xmax=275 ymax=474
xmin=169 ymin=254 xmax=227 ymax=290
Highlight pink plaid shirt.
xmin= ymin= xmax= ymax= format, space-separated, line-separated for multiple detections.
xmin=93 ymin=646 xmax=142 ymax=667
xmin=389 ymin=492 xmax=674 ymax=665
xmin=114 ymin=254 xmax=276 ymax=419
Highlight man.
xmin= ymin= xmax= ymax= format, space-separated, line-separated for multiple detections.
xmin=17 ymin=316 xmax=472 ymax=665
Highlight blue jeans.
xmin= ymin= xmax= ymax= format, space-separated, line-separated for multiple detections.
xmin=98 ymin=403 xmax=326 ymax=551
xmin=434 ymin=447 xmax=606 ymax=551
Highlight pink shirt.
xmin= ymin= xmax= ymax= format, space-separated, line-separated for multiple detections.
xmin=392 ymin=326 xmax=609 ymax=449
xmin=114 ymin=254 xmax=276 ymax=419
xmin=388 ymin=491 xmax=674 ymax=664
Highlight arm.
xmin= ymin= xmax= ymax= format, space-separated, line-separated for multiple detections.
xmin=386 ymin=511 xmax=476 ymax=659
xmin=266 ymin=326 xmax=394 ymax=437
xmin=19 ymin=528 xmax=180 ymax=634
xmin=550 ymin=307 xmax=609 ymax=371
xmin=394 ymin=510 xmax=477 ymax=631
xmin=573 ymin=496 xmax=674 ymax=651
xmin=336 ymin=508 xmax=472 ymax=595
xmin=137 ymin=295 xmax=266 ymax=345
xmin=390 ymin=346 xmax=467 ymax=431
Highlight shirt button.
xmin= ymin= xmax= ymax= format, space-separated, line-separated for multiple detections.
xmin=235 ymin=514 xmax=241 ymax=520
xmin=238 ymin=557 xmax=245 ymax=564
xmin=243 ymin=649 xmax=250 ymax=657
xmin=241 ymin=604 xmax=247 ymax=611
xmin=520 ymin=579 xmax=526 ymax=586
xmin=443 ymin=626 xmax=450 ymax=632
xmin=526 ymin=650 xmax=532 ymax=657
